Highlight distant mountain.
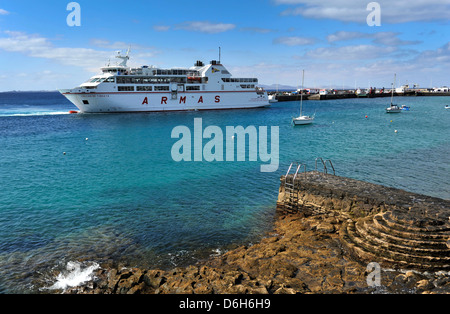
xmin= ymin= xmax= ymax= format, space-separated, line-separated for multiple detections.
xmin=260 ymin=84 xmax=298 ymax=91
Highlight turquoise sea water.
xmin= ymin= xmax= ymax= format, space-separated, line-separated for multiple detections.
xmin=0 ymin=92 xmax=449 ymax=293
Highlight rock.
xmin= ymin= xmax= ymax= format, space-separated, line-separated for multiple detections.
xmin=416 ymin=280 xmax=434 ymax=291
xmin=143 ymin=270 xmax=166 ymax=289
xmin=273 ymin=286 xmax=297 ymax=294
xmin=316 ymin=222 xmax=335 ymax=233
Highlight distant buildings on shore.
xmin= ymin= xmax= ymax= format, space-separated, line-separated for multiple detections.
xmin=268 ymin=84 xmax=449 ymax=96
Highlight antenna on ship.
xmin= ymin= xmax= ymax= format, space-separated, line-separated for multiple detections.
xmin=219 ymin=47 xmax=221 ymax=64
xmin=116 ymin=46 xmax=131 ymax=67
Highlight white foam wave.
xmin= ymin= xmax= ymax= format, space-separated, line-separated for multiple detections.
xmin=0 ymin=111 xmax=72 ymax=117
xmin=49 ymin=261 xmax=99 ymax=291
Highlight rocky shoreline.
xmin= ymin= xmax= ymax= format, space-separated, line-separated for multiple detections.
xmin=60 ymin=172 xmax=449 ymax=294
xmin=62 ymin=210 xmax=449 ymax=294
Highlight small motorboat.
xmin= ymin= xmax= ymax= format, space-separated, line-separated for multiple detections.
xmin=401 ymin=105 xmax=410 ymax=111
xmin=268 ymin=94 xmax=278 ymax=103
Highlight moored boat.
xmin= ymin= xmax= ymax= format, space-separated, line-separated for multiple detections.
xmin=293 ymin=70 xmax=314 ymax=125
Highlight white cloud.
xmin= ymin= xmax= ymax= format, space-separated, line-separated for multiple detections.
xmin=327 ymin=31 xmax=422 ymax=46
xmin=89 ymin=38 xmax=157 ymax=51
xmin=0 ymin=9 xmax=10 ymax=15
xmin=372 ymin=33 xmax=421 ymax=46
xmin=273 ymin=36 xmax=316 ymax=46
xmin=303 ymin=44 xmax=397 ymax=60
xmin=0 ymin=31 xmax=160 ymax=74
xmin=274 ymin=0 xmax=450 ymax=23
xmin=0 ymin=31 xmax=110 ymax=71
xmin=240 ymin=27 xmax=274 ymax=34
xmin=175 ymin=21 xmax=236 ymax=34
xmin=153 ymin=25 xmax=171 ymax=32
xmin=327 ymin=31 xmax=369 ymax=43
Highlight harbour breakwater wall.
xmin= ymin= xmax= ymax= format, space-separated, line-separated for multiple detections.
xmin=62 ymin=171 xmax=450 ymax=294
xmin=278 ymin=171 xmax=450 ymax=271
xmin=273 ymin=91 xmax=450 ymax=101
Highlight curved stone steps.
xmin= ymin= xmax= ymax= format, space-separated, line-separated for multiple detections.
xmin=339 ymin=220 xmax=441 ymax=270
xmin=357 ymin=220 xmax=450 ymax=259
xmin=373 ymin=214 xmax=449 ymax=243
xmin=368 ymin=217 xmax=450 ymax=253
xmin=340 ymin=217 xmax=450 ymax=271
xmin=382 ymin=212 xmax=450 ymax=235
xmin=354 ymin=220 xmax=449 ymax=266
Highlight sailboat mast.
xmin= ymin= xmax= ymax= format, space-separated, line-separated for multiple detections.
xmin=300 ymin=70 xmax=304 ymax=116
xmin=391 ymin=73 xmax=396 ymax=105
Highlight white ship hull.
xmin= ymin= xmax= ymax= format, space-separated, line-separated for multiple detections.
xmin=60 ymin=89 xmax=269 ymax=113
xmin=59 ymin=52 xmax=270 ymax=113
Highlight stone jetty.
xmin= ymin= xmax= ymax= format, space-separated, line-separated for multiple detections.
xmin=279 ymin=171 xmax=450 ymax=271
xmin=62 ymin=172 xmax=449 ymax=294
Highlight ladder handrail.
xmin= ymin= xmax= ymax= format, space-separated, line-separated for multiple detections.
xmin=284 ymin=161 xmax=306 ymax=186
xmin=325 ymin=159 xmax=335 ymax=175
xmin=315 ymin=157 xmax=327 ymax=174
xmin=284 ymin=162 xmax=296 ymax=186
xmin=293 ymin=163 xmax=306 ymax=181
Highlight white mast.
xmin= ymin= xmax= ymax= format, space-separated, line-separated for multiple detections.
xmin=300 ymin=69 xmax=304 ymax=116
xmin=391 ymin=73 xmax=396 ymax=106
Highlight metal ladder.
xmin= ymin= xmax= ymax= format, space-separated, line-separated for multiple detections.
xmin=283 ymin=162 xmax=306 ymax=210
xmin=315 ymin=157 xmax=335 ymax=175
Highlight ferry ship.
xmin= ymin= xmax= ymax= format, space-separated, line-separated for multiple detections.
xmin=59 ymin=51 xmax=269 ymax=113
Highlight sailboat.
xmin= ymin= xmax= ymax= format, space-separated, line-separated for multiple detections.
xmin=386 ymin=74 xmax=402 ymax=113
xmin=293 ymin=70 xmax=314 ymax=125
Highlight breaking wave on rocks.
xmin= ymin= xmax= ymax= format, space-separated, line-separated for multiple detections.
xmin=47 ymin=261 xmax=100 ymax=291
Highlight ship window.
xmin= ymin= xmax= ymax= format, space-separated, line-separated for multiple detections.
xmin=155 ymin=86 xmax=170 ymax=91
xmin=82 ymin=100 xmax=89 ymax=105
xmin=186 ymin=86 xmax=200 ymax=91
xmin=104 ymin=77 xmax=115 ymax=83
xmin=170 ymin=77 xmax=187 ymax=83
xmin=240 ymin=84 xmax=256 ymax=89
xmin=118 ymin=86 xmax=135 ymax=91
xmin=137 ymin=86 xmax=153 ymax=91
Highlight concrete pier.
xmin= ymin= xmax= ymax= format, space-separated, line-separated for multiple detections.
xmin=278 ymin=171 xmax=450 ymax=271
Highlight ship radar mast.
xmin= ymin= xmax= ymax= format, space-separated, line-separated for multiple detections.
xmin=116 ymin=47 xmax=130 ymax=67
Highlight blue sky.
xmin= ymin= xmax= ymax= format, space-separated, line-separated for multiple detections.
xmin=0 ymin=0 xmax=449 ymax=91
